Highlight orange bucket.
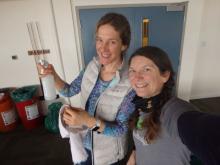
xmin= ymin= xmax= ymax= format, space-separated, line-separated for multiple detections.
xmin=0 ymin=92 xmax=18 ymax=132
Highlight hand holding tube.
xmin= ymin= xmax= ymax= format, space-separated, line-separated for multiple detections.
xmin=37 ymin=61 xmax=66 ymax=91
xmin=37 ymin=60 xmax=56 ymax=78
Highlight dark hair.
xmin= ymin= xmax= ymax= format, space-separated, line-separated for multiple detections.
xmin=129 ymin=46 xmax=175 ymax=143
xmin=96 ymin=12 xmax=131 ymax=54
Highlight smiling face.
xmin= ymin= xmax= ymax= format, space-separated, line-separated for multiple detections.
xmin=96 ymin=24 xmax=127 ymax=66
xmin=129 ymin=55 xmax=170 ymax=98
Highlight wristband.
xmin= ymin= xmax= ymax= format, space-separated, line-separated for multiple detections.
xmin=90 ymin=118 xmax=101 ymax=131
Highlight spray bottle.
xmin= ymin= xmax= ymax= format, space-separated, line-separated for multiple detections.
xmin=39 ymin=59 xmax=57 ymax=100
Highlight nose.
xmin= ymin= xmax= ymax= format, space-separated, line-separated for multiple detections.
xmin=100 ymin=41 xmax=109 ymax=51
xmin=134 ymin=72 xmax=144 ymax=80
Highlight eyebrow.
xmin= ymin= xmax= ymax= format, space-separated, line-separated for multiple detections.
xmin=143 ymin=64 xmax=155 ymax=68
xmin=95 ymin=35 xmax=120 ymax=42
xmin=129 ymin=64 xmax=155 ymax=69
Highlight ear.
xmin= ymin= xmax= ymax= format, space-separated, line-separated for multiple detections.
xmin=121 ymin=45 xmax=127 ymax=52
xmin=162 ymin=71 xmax=170 ymax=83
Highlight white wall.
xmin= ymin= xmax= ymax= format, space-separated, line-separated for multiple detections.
xmin=190 ymin=0 xmax=220 ymax=99
xmin=0 ymin=0 xmax=63 ymax=87
xmin=0 ymin=0 xmax=81 ymax=106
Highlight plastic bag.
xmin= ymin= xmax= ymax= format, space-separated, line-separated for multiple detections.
xmin=10 ymin=85 xmax=37 ymax=102
xmin=44 ymin=102 xmax=63 ymax=133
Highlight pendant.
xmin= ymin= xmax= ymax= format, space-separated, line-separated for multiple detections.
xmin=147 ymin=100 xmax=152 ymax=109
xmin=136 ymin=116 xmax=144 ymax=129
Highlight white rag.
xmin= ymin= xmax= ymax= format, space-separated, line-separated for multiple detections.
xmin=58 ymin=105 xmax=88 ymax=164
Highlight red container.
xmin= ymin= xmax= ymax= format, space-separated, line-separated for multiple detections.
xmin=0 ymin=93 xmax=18 ymax=132
xmin=15 ymin=98 xmax=42 ymax=130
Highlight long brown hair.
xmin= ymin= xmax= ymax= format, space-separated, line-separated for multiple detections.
xmin=129 ymin=46 xmax=175 ymax=143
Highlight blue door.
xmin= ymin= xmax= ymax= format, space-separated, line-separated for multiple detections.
xmin=79 ymin=6 xmax=184 ymax=73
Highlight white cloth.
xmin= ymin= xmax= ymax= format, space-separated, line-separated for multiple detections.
xmin=58 ymin=105 xmax=88 ymax=164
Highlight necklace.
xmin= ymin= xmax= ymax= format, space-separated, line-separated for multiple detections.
xmin=132 ymin=93 xmax=162 ymax=129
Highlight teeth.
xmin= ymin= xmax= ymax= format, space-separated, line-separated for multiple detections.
xmin=102 ymin=53 xmax=110 ymax=58
xmin=135 ymin=83 xmax=148 ymax=88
